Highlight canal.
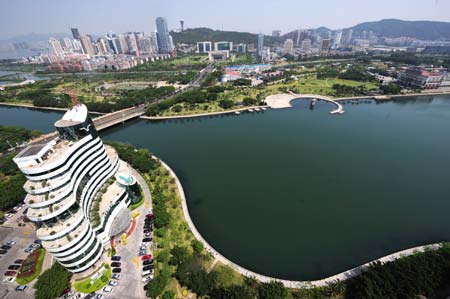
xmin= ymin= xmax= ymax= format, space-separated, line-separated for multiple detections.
xmin=1 ymin=95 xmax=450 ymax=281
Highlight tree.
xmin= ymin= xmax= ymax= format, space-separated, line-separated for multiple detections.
xmin=146 ymin=270 xmax=170 ymax=299
xmin=172 ymin=105 xmax=183 ymax=113
xmin=219 ymin=100 xmax=234 ymax=109
xmin=191 ymin=239 xmax=204 ymax=254
xmin=242 ymin=97 xmax=257 ymax=106
xmin=34 ymin=262 xmax=71 ymax=299
xmin=210 ymin=285 xmax=256 ymax=299
xmin=257 ymin=281 xmax=288 ymax=299
xmin=380 ymin=83 xmax=401 ymax=95
xmin=161 ymin=290 xmax=175 ymax=299
xmin=169 ymin=246 xmax=191 ymax=266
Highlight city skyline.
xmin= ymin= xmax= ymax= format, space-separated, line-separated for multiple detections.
xmin=1 ymin=0 xmax=450 ymax=40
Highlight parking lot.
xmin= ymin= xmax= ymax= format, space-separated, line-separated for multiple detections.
xmin=0 ymin=226 xmax=38 ymax=299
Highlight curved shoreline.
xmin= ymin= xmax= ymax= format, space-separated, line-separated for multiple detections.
xmin=158 ymin=157 xmax=444 ymax=288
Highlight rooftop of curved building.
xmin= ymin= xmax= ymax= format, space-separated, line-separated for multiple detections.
xmin=54 ymin=104 xmax=88 ymax=128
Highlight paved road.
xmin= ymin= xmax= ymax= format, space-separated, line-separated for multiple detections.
xmin=105 ymin=165 xmax=152 ymax=299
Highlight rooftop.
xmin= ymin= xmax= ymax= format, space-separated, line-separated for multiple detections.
xmin=54 ymin=104 xmax=88 ymax=128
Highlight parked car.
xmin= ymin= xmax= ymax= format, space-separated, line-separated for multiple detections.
xmin=141 ymin=254 xmax=152 ymax=261
xmin=103 ymin=286 xmax=113 ymax=293
xmin=108 ymin=280 xmax=118 ymax=286
xmin=143 ymin=229 xmax=152 ymax=234
xmin=24 ymin=248 xmax=34 ymax=253
xmin=112 ymin=268 xmax=121 ymax=273
xmin=6 ymin=240 xmax=16 ymax=246
xmin=94 ymin=294 xmax=103 ymax=299
xmin=142 ymin=259 xmax=153 ymax=265
xmin=145 ymin=214 xmax=153 ymax=219
xmin=4 ymin=271 xmax=16 ymax=276
xmin=33 ymin=239 xmax=42 ymax=244
xmin=1 ymin=245 xmax=11 ymax=250
xmin=142 ymin=265 xmax=153 ymax=271
xmin=14 ymin=259 xmax=24 ymax=264
xmin=2 ymin=277 xmax=15 ymax=283
xmin=144 ymin=232 xmax=152 ymax=237
xmin=110 ymin=262 xmax=121 ymax=268
xmin=139 ymin=249 xmax=146 ymax=256
xmin=111 ymin=274 xmax=121 ymax=280
xmin=111 ymin=256 xmax=121 ymax=261
xmin=15 ymin=285 xmax=27 ymax=292
xmin=0 ymin=250 xmax=7 ymax=254
xmin=8 ymin=265 xmax=20 ymax=270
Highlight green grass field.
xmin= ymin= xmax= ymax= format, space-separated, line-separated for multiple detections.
xmin=74 ymin=264 xmax=111 ymax=293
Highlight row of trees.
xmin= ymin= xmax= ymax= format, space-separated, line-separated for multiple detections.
xmin=145 ymin=87 xmax=230 ymax=116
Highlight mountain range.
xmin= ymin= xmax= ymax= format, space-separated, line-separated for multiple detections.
xmin=172 ymin=19 xmax=450 ymax=45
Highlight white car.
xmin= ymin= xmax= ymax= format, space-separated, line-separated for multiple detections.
xmin=6 ymin=240 xmax=15 ymax=246
xmin=103 ymin=286 xmax=113 ymax=293
xmin=2 ymin=277 xmax=16 ymax=283
xmin=108 ymin=280 xmax=118 ymax=286
xmin=111 ymin=273 xmax=121 ymax=280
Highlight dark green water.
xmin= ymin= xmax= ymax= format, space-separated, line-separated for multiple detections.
xmin=2 ymin=96 xmax=450 ymax=280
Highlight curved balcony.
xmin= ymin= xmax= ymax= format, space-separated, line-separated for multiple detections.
xmin=27 ymin=194 xmax=76 ymax=222
xmin=24 ymin=184 xmax=72 ymax=208
xmin=36 ymin=209 xmax=84 ymax=241
xmin=44 ymin=221 xmax=91 ymax=254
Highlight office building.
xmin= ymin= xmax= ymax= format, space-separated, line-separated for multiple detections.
xmin=155 ymin=17 xmax=174 ymax=53
xmin=96 ymin=38 xmax=109 ymax=55
xmin=399 ymin=67 xmax=445 ymax=89
xmin=197 ymin=41 xmax=212 ymax=53
xmin=272 ymin=30 xmax=281 ymax=37
xmin=125 ymin=33 xmax=139 ymax=55
xmin=79 ymin=35 xmax=95 ymax=56
xmin=208 ymin=50 xmax=229 ymax=62
xmin=214 ymin=41 xmax=233 ymax=51
xmin=106 ymin=33 xmax=119 ymax=54
xmin=257 ymin=34 xmax=264 ymax=58
xmin=117 ymin=35 xmax=129 ymax=54
xmin=332 ymin=31 xmax=343 ymax=48
xmin=283 ymin=39 xmax=294 ymax=55
xmin=343 ymin=29 xmax=353 ymax=45
xmin=321 ymin=39 xmax=331 ymax=51
xmin=48 ymin=38 xmax=65 ymax=60
xmin=235 ymin=43 xmax=247 ymax=53
xmin=301 ymin=39 xmax=312 ymax=52
xmin=62 ymin=38 xmax=73 ymax=50
xmin=13 ymin=104 xmax=140 ymax=273
xmin=71 ymin=28 xmax=81 ymax=40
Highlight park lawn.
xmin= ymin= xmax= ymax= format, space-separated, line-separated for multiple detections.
xmin=158 ymin=101 xmax=231 ymax=117
xmin=16 ymin=248 xmax=46 ymax=285
xmin=74 ymin=264 xmax=111 ymax=293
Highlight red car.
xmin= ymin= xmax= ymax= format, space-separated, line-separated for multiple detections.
xmin=4 ymin=271 xmax=16 ymax=276
xmin=145 ymin=214 xmax=153 ymax=219
xmin=141 ymin=254 xmax=152 ymax=261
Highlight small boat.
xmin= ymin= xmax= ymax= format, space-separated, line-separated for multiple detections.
xmin=248 ymin=109 xmax=254 ymax=112
xmin=261 ymin=107 xmax=267 ymax=111
xmin=234 ymin=111 xmax=241 ymax=115
xmin=254 ymin=108 xmax=261 ymax=112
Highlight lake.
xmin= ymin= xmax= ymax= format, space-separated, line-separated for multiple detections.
xmin=1 ymin=95 xmax=450 ymax=280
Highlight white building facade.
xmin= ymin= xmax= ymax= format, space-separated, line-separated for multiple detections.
xmin=14 ymin=104 xmax=138 ymax=273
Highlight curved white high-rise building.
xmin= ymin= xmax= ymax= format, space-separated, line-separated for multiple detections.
xmin=14 ymin=104 xmax=138 ymax=273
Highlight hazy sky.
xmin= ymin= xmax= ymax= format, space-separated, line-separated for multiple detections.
xmin=1 ymin=0 xmax=449 ymax=39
